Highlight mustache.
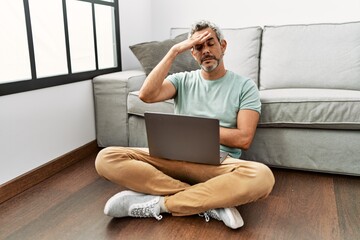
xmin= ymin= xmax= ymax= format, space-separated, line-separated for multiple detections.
xmin=201 ymin=54 xmax=216 ymax=63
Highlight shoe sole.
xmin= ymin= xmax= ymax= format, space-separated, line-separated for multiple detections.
xmin=224 ymin=207 xmax=244 ymax=229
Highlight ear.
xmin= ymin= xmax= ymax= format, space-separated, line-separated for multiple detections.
xmin=220 ymin=39 xmax=227 ymax=54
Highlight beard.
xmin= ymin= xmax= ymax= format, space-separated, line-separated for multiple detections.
xmin=200 ymin=54 xmax=222 ymax=72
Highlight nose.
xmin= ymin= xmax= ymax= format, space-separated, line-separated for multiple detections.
xmin=202 ymin=45 xmax=210 ymax=55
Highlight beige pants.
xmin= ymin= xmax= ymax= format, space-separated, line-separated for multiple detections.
xmin=95 ymin=147 xmax=275 ymax=216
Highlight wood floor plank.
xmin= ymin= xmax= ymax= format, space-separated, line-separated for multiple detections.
xmin=334 ymin=175 xmax=360 ymax=240
xmin=1 ymin=150 xmax=359 ymax=240
xmin=0 ymin=152 xmax=112 ymax=239
xmin=239 ymin=169 xmax=340 ymax=240
xmin=4 ymin=178 xmax=118 ymax=240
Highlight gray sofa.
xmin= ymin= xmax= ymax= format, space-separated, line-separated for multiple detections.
xmin=93 ymin=21 xmax=360 ymax=176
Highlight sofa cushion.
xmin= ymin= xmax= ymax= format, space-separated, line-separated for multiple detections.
xmin=260 ymin=21 xmax=360 ymax=90
xmin=129 ymin=88 xmax=360 ymax=130
xmin=171 ymin=27 xmax=262 ymax=86
xmin=130 ymin=33 xmax=200 ymax=76
xmin=259 ymin=89 xmax=360 ymax=129
xmin=128 ymin=91 xmax=174 ymax=116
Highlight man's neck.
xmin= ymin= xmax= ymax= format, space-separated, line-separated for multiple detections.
xmin=201 ymin=64 xmax=227 ymax=80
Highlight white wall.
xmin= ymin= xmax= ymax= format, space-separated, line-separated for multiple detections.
xmin=120 ymin=0 xmax=360 ymax=70
xmin=151 ymin=0 xmax=360 ymax=37
xmin=119 ymin=0 xmax=152 ymax=70
xmin=0 ymin=81 xmax=96 ymax=184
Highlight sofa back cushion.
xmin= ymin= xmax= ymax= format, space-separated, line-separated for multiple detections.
xmin=130 ymin=33 xmax=200 ymax=76
xmin=171 ymin=27 xmax=262 ymax=86
xmin=260 ymin=21 xmax=360 ymax=90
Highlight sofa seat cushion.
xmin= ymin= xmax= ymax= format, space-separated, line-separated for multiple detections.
xmin=259 ymin=89 xmax=360 ymax=129
xmin=129 ymin=89 xmax=360 ymax=130
xmin=128 ymin=91 xmax=174 ymax=116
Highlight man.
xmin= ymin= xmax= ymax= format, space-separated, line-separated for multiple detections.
xmin=95 ymin=20 xmax=275 ymax=229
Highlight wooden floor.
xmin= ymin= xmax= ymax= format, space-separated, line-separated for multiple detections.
xmin=1 ymin=150 xmax=359 ymax=240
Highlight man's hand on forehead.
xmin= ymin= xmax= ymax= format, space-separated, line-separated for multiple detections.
xmin=190 ymin=31 xmax=212 ymax=46
xmin=193 ymin=37 xmax=216 ymax=52
xmin=171 ymin=31 xmax=212 ymax=55
xmin=192 ymin=31 xmax=218 ymax=52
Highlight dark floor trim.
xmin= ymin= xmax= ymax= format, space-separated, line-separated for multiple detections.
xmin=0 ymin=140 xmax=100 ymax=204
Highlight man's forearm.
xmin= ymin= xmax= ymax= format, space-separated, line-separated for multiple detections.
xmin=138 ymin=48 xmax=179 ymax=102
xmin=139 ymin=31 xmax=211 ymax=102
xmin=220 ymin=127 xmax=254 ymax=151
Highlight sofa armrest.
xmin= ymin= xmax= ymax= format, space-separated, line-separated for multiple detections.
xmin=93 ymin=70 xmax=146 ymax=147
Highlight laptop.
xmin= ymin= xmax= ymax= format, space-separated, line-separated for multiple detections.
xmin=144 ymin=112 xmax=228 ymax=165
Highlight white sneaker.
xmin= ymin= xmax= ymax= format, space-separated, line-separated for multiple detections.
xmin=200 ymin=207 xmax=244 ymax=229
xmin=104 ymin=190 xmax=162 ymax=220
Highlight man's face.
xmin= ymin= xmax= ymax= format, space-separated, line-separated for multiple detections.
xmin=191 ymin=28 xmax=225 ymax=72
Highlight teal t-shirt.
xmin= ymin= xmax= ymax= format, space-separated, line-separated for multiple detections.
xmin=167 ymin=69 xmax=261 ymax=158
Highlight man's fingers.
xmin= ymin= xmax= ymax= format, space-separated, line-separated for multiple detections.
xmin=175 ymin=31 xmax=212 ymax=53
xmin=191 ymin=31 xmax=211 ymax=42
xmin=200 ymin=31 xmax=212 ymax=41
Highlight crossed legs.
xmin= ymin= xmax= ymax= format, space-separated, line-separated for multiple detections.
xmin=95 ymin=146 xmax=275 ymax=216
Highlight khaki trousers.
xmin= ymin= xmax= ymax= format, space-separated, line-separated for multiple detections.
xmin=95 ymin=147 xmax=275 ymax=216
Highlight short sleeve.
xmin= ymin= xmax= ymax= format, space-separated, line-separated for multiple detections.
xmin=166 ymin=72 xmax=185 ymax=91
xmin=239 ymin=79 xmax=261 ymax=114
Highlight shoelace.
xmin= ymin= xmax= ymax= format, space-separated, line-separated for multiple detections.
xmin=130 ymin=198 xmax=163 ymax=220
xmin=199 ymin=210 xmax=221 ymax=222
xmin=131 ymin=207 xmax=163 ymax=220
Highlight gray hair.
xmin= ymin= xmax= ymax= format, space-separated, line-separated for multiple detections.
xmin=189 ymin=20 xmax=224 ymax=42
